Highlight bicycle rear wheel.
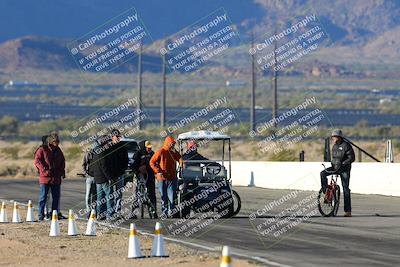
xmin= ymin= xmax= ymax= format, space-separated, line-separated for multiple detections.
xmin=317 ymin=187 xmax=338 ymax=217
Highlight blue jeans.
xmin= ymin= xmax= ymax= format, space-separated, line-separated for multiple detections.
xmin=157 ymin=179 xmax=177 ymax=217
xmin=85 ymin=176 xmax=96 ymax=213
xmin=113 ymin=176 xmax=125 ymax=214
xmin=96 ymin=181 xmax=114 ymax=219
xmin=39 ymin=184 xmax=60 ymax=220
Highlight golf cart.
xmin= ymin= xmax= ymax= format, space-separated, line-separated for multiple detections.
xmin=176 ymin=130 xmax=241 ymax=218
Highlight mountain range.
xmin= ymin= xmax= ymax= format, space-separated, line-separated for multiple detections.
xmin=0 ymin=0 xmax=399 ymax=74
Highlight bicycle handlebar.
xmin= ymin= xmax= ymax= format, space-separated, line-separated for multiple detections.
xmin=321 ymin=164 xmax=336 ymax=175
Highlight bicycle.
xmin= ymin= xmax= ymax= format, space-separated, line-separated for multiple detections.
xmin=317 ymin=164 xmax=340 ymax=217
xmin=132 ymin=172 xmax=158 ymax=219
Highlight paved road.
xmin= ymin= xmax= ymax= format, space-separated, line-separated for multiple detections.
xmin=1 ymin=178 xmax=399 ymax=267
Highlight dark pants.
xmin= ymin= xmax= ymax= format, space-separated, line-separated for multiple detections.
xmin=146 ymin=174 xmax=156 ymax=209
xmin=158 ymin=179 xmax=177 ymax=217
xmin=320 ymin=167 xmax=352 ymax=212
xmin=39 ymin=184 xmax=60 ymax=220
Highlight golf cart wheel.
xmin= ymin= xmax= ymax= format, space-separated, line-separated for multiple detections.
xmin=178 ymin=193 xmax=191 ymax=218
xmin=220 ymin=201 xmax=234 ymax=218
xmin=180 ymin=206 xmax=190 ymax=219
xmin=232 ymin=190 xmax=241 ymax=216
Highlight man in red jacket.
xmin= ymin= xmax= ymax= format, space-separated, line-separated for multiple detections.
xmin=34 ymin=133 xmax=65 ymax=221
xmin=150 ymin=136 xmax=183 ymax=218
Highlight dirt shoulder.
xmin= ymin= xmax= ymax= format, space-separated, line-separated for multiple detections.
xmin=0 ymin=210 xmax=258 ymax=267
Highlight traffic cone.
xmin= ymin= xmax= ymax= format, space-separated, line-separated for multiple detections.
xmin=151 ymin=222 xmax=168 ymax=257
xmin=68 ymin=209 xmax=78 ymax=236
xmin=49 ymin=210 xmax=60 ymax=237
xmin=0 ymin=201 xmax=8 ymax=223
xmin=220 ymin=246 xmax=232 ymax=267
xmin=85 ymin=209 xmax=96 ymax=236
xmin=128 ymin=223 xmax=144 ymax=258
xmin=26 ymin=200 xmax=35 ymax=222
xmin=12 ymin=202 xmax=22 ymax=223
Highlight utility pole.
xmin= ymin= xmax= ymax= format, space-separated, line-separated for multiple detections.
xmin=137 ymin=41 xmax=143 ymax=130
xmin=161 ymin=40 xmax=167 ymax=127
xmin=272 ymin=33 xmax=278 ymax=127
xmin=250 ymin=33 xmax=256 ymax=132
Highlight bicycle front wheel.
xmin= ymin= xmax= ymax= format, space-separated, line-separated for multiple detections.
xmin=317 ymin=187 xmax=338 ymax=217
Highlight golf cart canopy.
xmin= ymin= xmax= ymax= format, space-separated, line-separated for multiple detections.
xmin=177 ymin=130 xmax=230 ymax=141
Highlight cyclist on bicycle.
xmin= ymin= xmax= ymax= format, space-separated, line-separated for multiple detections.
xmin=132 ymin=140 xmax=157 ymax=218
xmin=320 ymin=129 xmax=355 ymax=217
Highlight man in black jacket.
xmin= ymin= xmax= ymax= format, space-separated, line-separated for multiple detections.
xmin=132 ymin=140 xmax=156 ymax=215
xmin=108 ymin=129 xmax=128 ymax=214
xmin=320 ymin=129 xmax=355 ymax=217
xmin=92 ymin=135 xmax=114 ymax=220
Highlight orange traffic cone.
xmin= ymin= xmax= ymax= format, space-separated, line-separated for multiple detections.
xmin=0 ymin=201 xmax=8 ymax=223
xmin=49 ymin=210 xmax=60 ymax=237
xmin=151 ymin=222 xmax=168 ymax=257
xmin=128 ymin=223 xmax=144 ymax=258
xmin=220 ymin=246 xmax=232 ymax=267
xmin=85 ymin=209 xmax=96 ymax=236
xmin=12 ymin=201 xmax=22 ymax=223
xmin=26 ymin=200 xmax=35 ymax=222
xmin=68 ymin=210 xmax=78 ymax=236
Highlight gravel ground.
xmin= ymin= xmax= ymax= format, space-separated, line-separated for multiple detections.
xmin=0 ymin=207 xmax=259 ymax=267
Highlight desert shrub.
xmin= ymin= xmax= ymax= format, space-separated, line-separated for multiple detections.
xmin=0 ymin=116 xmax=19 ymax=135
xmin=64 ymin=145 xmax=83 ymax=160
xmin=1 ymin=147 xmax=19 ymax=160
xmin=0 ymin=164 xmax=20 ymax=176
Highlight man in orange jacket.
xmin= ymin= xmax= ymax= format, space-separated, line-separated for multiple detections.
xmin=150 ymin=136 xmax=183 ymax=218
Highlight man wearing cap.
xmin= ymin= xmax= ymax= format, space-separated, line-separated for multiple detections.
xmin=108 ymin=129 xmax=128 ymax=215
xmin=320 ymin=129 xmax=355 ymax=217
xmin=132 ymin=140 xmax=157 ymax=218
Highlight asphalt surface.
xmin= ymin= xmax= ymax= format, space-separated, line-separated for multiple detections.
xmin=1 ymin=178 xmax=399 ymax=267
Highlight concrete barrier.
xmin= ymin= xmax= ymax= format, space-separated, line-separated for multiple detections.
xmin=231 ymin=161 xmax=400 ymax=197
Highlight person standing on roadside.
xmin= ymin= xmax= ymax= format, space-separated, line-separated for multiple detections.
xmin=92 ymin=135 xmax=114 ymax=220
xmin=34 ymin=133 xmax=66 ymax=221
xmin=50 ymin=132 xmax=67 ymax=219
xmin=150 ymin=136 xmax=183 ymax=218
xmin=132 ymin=140 xmax=157 ymax=217
xmin=108 ymin=129 xmax=128 ymax=215
xmin=320 ymin=129 xmax=355 ymax=217
xmin=82 ymin=146 xmax=96 ymax=218
xmin=34 ymin=135 xmax=51 ymax=220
